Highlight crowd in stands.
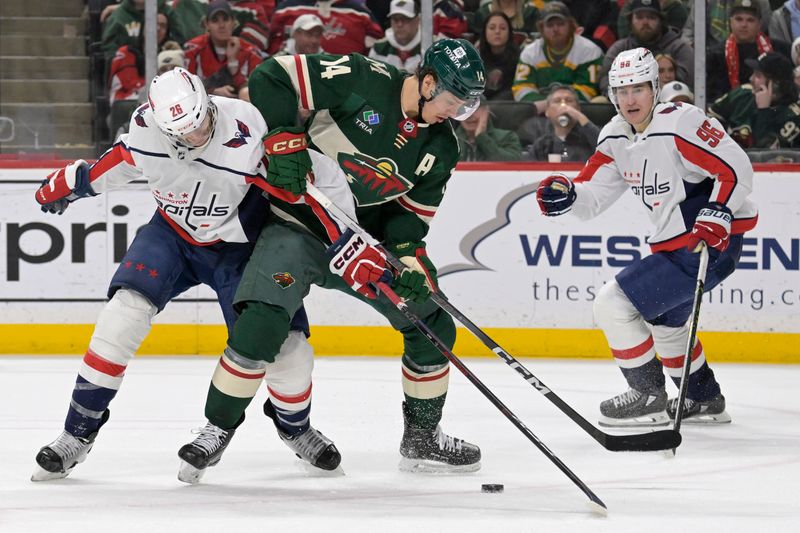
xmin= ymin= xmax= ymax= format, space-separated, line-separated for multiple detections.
xmin=94 ymin=0 xmax=800 ymax=161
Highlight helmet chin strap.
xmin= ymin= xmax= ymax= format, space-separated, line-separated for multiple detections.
xmin=417 ymin=75 xmax=434 ymax=124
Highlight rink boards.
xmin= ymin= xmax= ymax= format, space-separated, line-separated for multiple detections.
xmin=1 ymin=161 xmax=798 ymax=362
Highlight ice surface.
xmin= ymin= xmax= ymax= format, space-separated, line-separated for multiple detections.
xmin=1 ymin=357 xmax=798 ymax=532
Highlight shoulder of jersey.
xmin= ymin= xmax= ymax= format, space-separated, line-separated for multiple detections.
xmin=648 ymin=101 xmax=704 ymax=135
xmin=211 ymin=96 xmax=268 ymax=143
xmin=597 ymin=113 xmax=630 ymax=144
xmin=569 ymin=35 xmax=603 ymax=62
xmin=519 ymin=39 xmax=544 ymax=62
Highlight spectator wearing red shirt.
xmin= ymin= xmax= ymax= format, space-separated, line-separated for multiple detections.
xmin=184 ymin=0 xmax=263 ymax=101
xmin=268 ymin=0 xmax=384 ymax=56
xmin=108 ymin=13 xmax=172 ymax=103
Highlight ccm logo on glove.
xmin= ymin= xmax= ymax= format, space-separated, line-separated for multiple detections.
xmin=331 ymin=234 xmax=367 ymax=271
xmin=264 ymin=132 xmax=307 ymax=154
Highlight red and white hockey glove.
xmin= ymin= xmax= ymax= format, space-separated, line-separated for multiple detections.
xmin=263 ymin=127 xmax=312 ymax=195
xmin=35 ymin=159 xmax=95 ymax=215
xmin=327 ymin=229 xmax=392 ymax=299
xmin=536 ymin=174 xmax=576 ymax=216
xmin=389 ymin=242 xmax=438 ymax=304
xmin=687 ymin=202 xmax=732 ymax=252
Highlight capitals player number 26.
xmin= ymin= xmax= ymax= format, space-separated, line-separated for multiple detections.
xmin=696 ymin=120 xmax=724 ymax=148
xmin=170 ymin=104 xmax=184 ymax=117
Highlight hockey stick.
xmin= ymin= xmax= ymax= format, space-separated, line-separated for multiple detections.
xmin=373 ymin=278 xmax=607 ymax=513
xmin=671 ymin=243 xmax=710 ymax=455
xmin=306 ymin=183 xmax=681 ymax=453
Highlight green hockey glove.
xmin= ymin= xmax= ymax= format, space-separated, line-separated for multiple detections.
xmin=390 ymin=242 xmax=438 ymax=304
xmin=263 ymin=127 xmax=312 ymax=195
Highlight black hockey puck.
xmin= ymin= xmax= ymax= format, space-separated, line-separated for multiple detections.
xmin=481 ymin=483 xmax=504 ymax=493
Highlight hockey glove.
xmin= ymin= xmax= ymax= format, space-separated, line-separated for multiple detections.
xmin=327 ymin=229 xmax=392 ymax=299
xmin=35 ymin=159 xmax=95 ymax=215
xmin=263 ymin=127 xmax=312 ymax=195
xmin=536 ymin=174 xmax=576 ymax=216
xmin=389 ymin=242 xmax=438 ymax=304
xmin=686 ymin=202 xmax=732 ymax=252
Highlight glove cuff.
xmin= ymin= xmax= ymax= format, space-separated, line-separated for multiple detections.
xmin=263 ymin=127 xmax=308 ymax=155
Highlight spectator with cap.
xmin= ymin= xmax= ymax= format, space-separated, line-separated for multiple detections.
xmin=601 ymin=0 xmax=694 ymax=92
xmin=660 ymin=80 xmax=694 ymax=103
xmin=710 ymin=51 xmax=800 ymax=148
xmin=684 ymin=0 xmax=772 ymax=46
xmin=513 ymin=1 xmax=603 ymax=113
xmin=769 ymin=0 xmax=800 ymax=44
xmin=707 ymin=0 xmax=791 ymax=102
xmin=616 ymin=0 xmax=688 ymax=39
xmin=369 ymin=0 xmax=422 ymax=72
xmin=268 ymin=0 xmax=384 ymax=56
xmin=477 ymin=12 xmax=520 ymax=100
xmin=184 ymin=0 xmax=263 ymax=101
xmin=276 ymin=14 xmax=326 ymax=55
xmin=170 ymin=0 xmax=272 ymax=54
xmin=455 ymin=96 xmax=523 ymax=161
xmin=472 ymin=0 xmax=539 ymax=41
xmin=522 ymin=84 xmax=600 ymax=162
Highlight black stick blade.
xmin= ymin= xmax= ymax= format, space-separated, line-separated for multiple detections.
xmin=603 ymin=429 xmax=682 ymax=452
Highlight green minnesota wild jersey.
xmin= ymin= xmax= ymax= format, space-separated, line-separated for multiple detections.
xmin=710 ymin=85 xmax=800 ymax=149
xmin=248 ymin=53 xmax=460 ymax=248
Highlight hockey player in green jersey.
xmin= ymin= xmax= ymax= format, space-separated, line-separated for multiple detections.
xmin=177 ymin=39 xmax=487 ymax=479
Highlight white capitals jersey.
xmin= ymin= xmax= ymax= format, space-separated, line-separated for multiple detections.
xmin=86 ymin=96 xmax=270 ymax=245
xmin=571 ymin=102 xmax=758 ymax=252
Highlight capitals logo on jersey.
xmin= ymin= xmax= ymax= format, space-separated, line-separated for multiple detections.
xmin=134 ymin=103 xmax=149 ymax=128
xmin=339 ymin=152 xmax=413 ymax=205
xmin=223 ymin=120 xmax=252 ymax=148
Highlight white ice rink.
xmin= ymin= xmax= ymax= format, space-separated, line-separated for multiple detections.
xmin=1 ymin=356 xmax=798 ymax=532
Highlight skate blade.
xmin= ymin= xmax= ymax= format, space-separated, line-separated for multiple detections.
xmin=31 ymin=466 xmax=72 ymax=482
xmin=295 ymin=460 xmax=345 ymax=477
xmin=398 ymin=457 xmax=481 ymax=474
xmin=675 ymin=411 xmax=732 ymax=425
xmin=598 ymin=412 xmax=670 ymax=428
xmin=177 ymin=461 xmax=206 ymax=484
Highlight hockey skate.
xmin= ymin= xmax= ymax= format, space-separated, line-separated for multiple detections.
xmin=32 ymin=409 xmax=110 ymax=481
xmin=599 ymin=387 xmax=669 ymax=427
xmin=399 ymin=402 xmax=481 ymax=473
xmin=667 ymin=393 xmax=731 ymax=424
xmin=177 ymin=416 xmax=241 ymax=484
xmin=264 ymin=400 xmax=341 ymax=471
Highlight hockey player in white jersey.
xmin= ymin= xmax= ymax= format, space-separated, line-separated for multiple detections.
xmin=536 ymin=48 xmax=758 ymax=427
xmin=31 ymin=68 xmax=345 ymax=482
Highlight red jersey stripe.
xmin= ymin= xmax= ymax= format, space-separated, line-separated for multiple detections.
xmin=157 ymin=209 xmax=221 ymax=247
xmin=674 ymin=136 xmax=737 ymax=204
xmin=397 ymin=195 xmax=436 ymax=217
xmin=294 ymin=55 xmax=310 ymax=110
xmin=574 ymin=151 xmax=613 ymax=183
xmin=90 ymin=143 xmax=135 ymax=184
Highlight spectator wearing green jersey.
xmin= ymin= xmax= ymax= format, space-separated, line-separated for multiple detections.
xmin=709 ymin=51 xmax=800 ymax=149
xmin=455 ymin=97 xmax=523 ymax=161
xmin=512 ymin=1 xmax=603 ymax=114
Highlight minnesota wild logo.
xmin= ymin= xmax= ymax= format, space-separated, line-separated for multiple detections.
xmin=339 ymin=152 xmax=413 ymax=204
xmin=272 ymin=272 xmax=295 ymax=289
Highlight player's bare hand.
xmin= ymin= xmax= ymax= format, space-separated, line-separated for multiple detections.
xmin=226 ymin=37 xmax=241 ymax=61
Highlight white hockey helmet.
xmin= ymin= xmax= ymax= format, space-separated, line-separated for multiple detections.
xmin=607 ymin=47 xmax=660 ymax=113
xmin=148 ymin=67 xmax=216 ymax=147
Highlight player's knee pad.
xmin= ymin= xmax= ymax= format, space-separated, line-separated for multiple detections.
xmin=229 ymin=301 xmax=291 ymax=363
xmin=88 ymin=288 xmax=157 ymax=365
xmin=593 ymin=281 xmax=641 ymax=331
xmin=401 ymin=307 xmax=455 ymax=368
xmin=264 ymin=331 xmax=315 ymax=410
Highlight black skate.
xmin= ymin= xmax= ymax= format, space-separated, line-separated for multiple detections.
xmin=667 ymin=393 xmax=731 ymax=424
xmin=399 ymin=402 xmax=481 ymax=473
xmin=599 ymin=387 xmax=669 ymax=427
xmin=264 ymin=400 xmax=341 ymax=471
xmin=177 ymin=416 xmax=242 ymax=484
xmin=31 ymin=409 xmax=110 ymax=482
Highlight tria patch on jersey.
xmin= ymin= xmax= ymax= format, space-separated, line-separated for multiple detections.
xmin=355 ymin=109 xmax=381 ymax=134
xmin=339 ymin=152 xmax=412 ymax=204
xmin=272 ymin=272 xmax=296 ymax=289
xmin=223 ymin=119 xmax=252 ymax=148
